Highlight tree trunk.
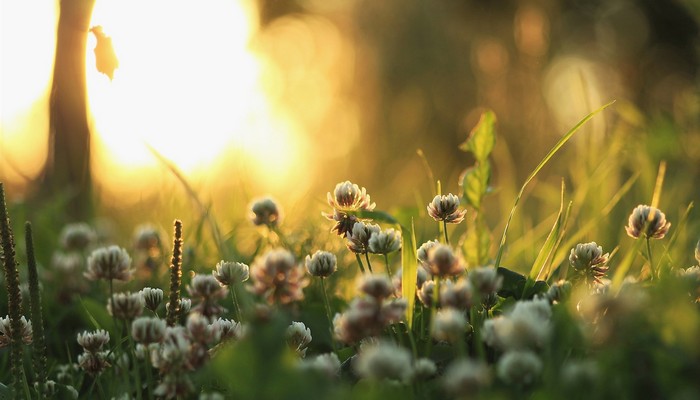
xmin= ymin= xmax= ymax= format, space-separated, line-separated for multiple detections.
xmin=42 ymin=0 xmax=96 ymax=221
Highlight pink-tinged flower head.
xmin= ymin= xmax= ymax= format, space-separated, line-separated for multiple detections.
xmin=324 ymin=181 xmax=376 ymax=237
xmin=427 ymin=194 xmax=467 ymax=224
xmin=250 ymin=249 xmax=309 ymax=305
xmin=625 ymin=205 xmax=671 ymax=239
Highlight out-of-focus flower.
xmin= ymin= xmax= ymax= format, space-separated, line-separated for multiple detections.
xmin=186 ymin=313 xmax=221 ymax=345
xmin=0 ymin=315 xmax=32 ymax=348
xmin=561 ymin=360 xmax=599 ymax=391
xmin=625 ymin=205 xmax=671 ymax=239
xmin=133 ymin=225 xmax=163 ymax=253
xmin=427 ymin=194 xmax=467 ymax=224
xmin=443 ymin=359 xmax=491 ymax=396
xmin=354 ymin=341 xmax=413 ymax=383
xmin=298 ymin=353 xmax=341 ymax=378
xmin=427 ymin=245 xmax=463 ymax=277
xmin=333 ymin=297 xmax=406 ymax=344
xmin=250 ymin=249 xmax=309 ymax=305
xmin=250 ymin=197 xmax=282 ymax=227
xmin=187 ymin=274 xmax=228 ymax=320
xmin=483 ymin=298 xmax=551 ymax=351
xmin=346 ymin=222 xmax=381 ymax=254
xmin=108 ymin=292 xmax=144 ymax=320
xmin=432 ymin=308 xmax=469 ymax=343
xmin=85 ymin=246 xmax=133 ymax=282
xmin=412 ymin=358 xmax=437 ymax=380
xmin=695 ymin=239 xmax=700 ymax=264
xmin=417 ymin=240 xmax=439 ymax=268
xmin=417 ymin=280 xmax=438 ymax=308
xmin=545 ymin=280 xmax=572 ymax=304
xmin=440 ymin=278 xmax=473 ymax=310
xmin=368 ymin=229 xmax=402 ymax=255
xmin=212 ymin=261 xmax=249 ymax=286
xmin=497 ymin=350 xmax=543 ymax=386
xmin=76 ymin=330 xmax=109 ymax=353
xmin=323 ymin=181 xmax=376 ymax=237
xmin=468 ymin=266 xmax=503 ymax=297
xmin=358 ymin=275 xmax=394 ymax=300
xmin=214 ymin=318 xmax=245 ymax=342
xmin=78 ymin=351 xmax=110 ymax=376
xmin=286 ymin=321 xmax=312 ymax=357
xmin=569 ymin=242 xmax=609 ymax=285
xmin=60 ymin=223 xmax=96 ymax=252
xmin=141 ymin=287 xmax=164 ymax=312
xmin=132 ymin=317 xmax=167 ymax=344
xmin=305 ymin=251 xmax=337 ymax=278
xmin=393 ymin=266 xmax=431 ymax=296
xmin=199 ymin=392 xmax=225 ymax=400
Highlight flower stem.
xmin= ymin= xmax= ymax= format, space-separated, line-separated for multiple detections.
xmin=384 ymin=254 xmax=393 ymax=278
xmin=230 ymin=285 xmax=243 ymax=322
xmin=470 ymin=306 xmax=485 ymax=361
xmin=355 ymin=254 xmax=366 ymax=274
xmin=443 ymin=220 xmax=449 ymax=245
xmin=320 ymin=278 xmax=337 ymax=352
xmin=426 ymin=279 xmax=441 ymax=357
xmin=364 ymin=252 xmax=374 ymax=274
xmin=646 ymin=237 xmax=655 ymax=280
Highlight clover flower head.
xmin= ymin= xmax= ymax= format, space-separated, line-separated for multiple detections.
xmin=413 ymin=358 xmax=437 ymax=380
xmin=186 ymin=313 xmax=221 ymax=344
xmin=107 ymin=292 xmax=144 ymax=320
xmin=188 ymin=274 xmax=228 ymax=319
xmin=60 ymin=223 xmax=96 ymax=251
xmin=497 ymin=350 xmax=543 ymax=386
xmin=545 ymin=280 xmax=572 ymax=304
xmin=298 ymin=353 xmax=341 ymax=378
xmin=484 ymin=298 xmax=551 ymax=351
xmin=133 ymin=224 xmax=163 ymax=252
xmin=78 ymin=351 xmax=110 ymax=376
xmin=569 ymin=242 xmax=609 ymax=285
xmin=346 ymin=222 xmax=381 ymax=254
xmin=214 ymin=318 xmax=245 ymax=342
xmin=131 ymin=317 xmax=166 ymax=344
xmin=427 ymin=194 xmax=467 ymax=223
xmin=359 ymin=275 xmax=394 ymax=300
xmin=324 ymin=181 xmax=376 ymax=237
xmin=140 ymin=287 xmax=164 ymax=312
xmin=354 ymin=341 xmax=413 ymax=383
xmin=625 ymin=205 xmax=671 ymax=239
xmin=0 ymin=315 xmax=33 ymax=348
xmin=417 ymin=280 xmax=438 ymax=308
xmin=305 ymin=250 xmax=337 ymax=278
xmin=368 ymin=228 xmax=402 ymax=255
xmin=213 ymin=261 xmax=250 ymax=286
xmin=333 ymin=296 xmax=405 ymax=344
xmin=432 ymin=308 xmax=469 ymax=343
xmin=468 ymin=266 xmax=503 ymax=297
xmin=250 ymin=248 xmax=309 ymax=305
xmin=427 ymin=244 xmax=463 ymax=277
xmin=443 ymin=359 xmax=492 ymax=396
xmin=417 ymin=240 xmax=439 ymax=267
xmin=77 ymin=329 xmax=110 ymax=353
xmin=286 ymin=321 xmax=312 ymax=357
xmin=250 ymin=197 xmax=282 ymax=227
xmin=85 ymin=245 xmax=133 ymax=282
xmin=440 ymin=278 xmax=473 ymax=310
xmin=561 ymin=360 xmax=599 ymax=391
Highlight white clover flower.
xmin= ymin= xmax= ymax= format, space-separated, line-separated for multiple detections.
xmin=76 ymin=330 xmax=109 ymax=353
xmin=417 ymin=280 xmax=438 ymax=308
xmin=468 ymin=266 xmax=503 ymax=296
xmin=212 ymin=261 xmax=250 ymax=286
xmin=250 ymin=248 xmax=308 ymax=305
xmin=545 ymin=280 xmax=572 ymax=304
xmin=133 ymin=224 xmax=163 ymax=252
xmin=140 ymin=287 xmax=164 ymax=312
xmin=569 ymin=242 xmax=609 ymax=285
xmin=483 ymin=298 xmax=551 ymax=351
xmin=214 ymin=318 xmax=245 ymax=342
xmin=354 ymin=341 xmax=413 ymax=383
xmin=497 ymin=350 xmax=542 ymax=386
xmin=347 ymin=222 xmax=381 ymax=254
xmin=305 ymin=251 xmax=337 ymax=278
xmin=78 ymin=351 xmax=110 ymax=376
xmin=108 ymin=292 xmax=145 ymax=320
xmin=85 ymin=245 xmax=133 ymax=282
xmin=60 ymin=223 xmax=97 ymax=251
xmin=427 ymin=194 xmax=467 ymax=223
xmin=186 ymin=313 xmax=221 ymax=345
xmin=368 ymin=229 xmax=402 ymax=255
xmin=286 ymin=321 xmax=312 ymax=358
xmin=417 ymin=240 xmax=439 ymax=267
xmin=443 ymin=358 xmax=491 ymax=396
xmin=250 ymin=197 xmax=282 ymax=227
xmin=427 ymin=245 xmax=463 ymax=277
xmin=131 ymin=317 xmax=166 ymax=344
xmin=358 ymin=275 xmax=394 ymax=300
xmin=625 ymin=205 xmax=671 ymax=239
xmin=412 ymin=358 xmax=437 ymax=380
xmin=432 ymin=308 xmax=469 ymax=343
xmin=298 ymin=353 xmax=341 ymax=378
xmin=440 ymin=278 xmax=473 ymax=310
xmin=0 ymin=315 xmax=33 ymax=348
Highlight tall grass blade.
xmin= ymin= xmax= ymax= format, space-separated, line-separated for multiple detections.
xmin=401 ymin=219 xmax=418 ymax=328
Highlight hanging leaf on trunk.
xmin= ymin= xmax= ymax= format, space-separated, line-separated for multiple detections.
xmin=90 ymin=25 xmax=119 ymax=80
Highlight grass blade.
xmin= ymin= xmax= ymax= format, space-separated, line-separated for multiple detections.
xmin=401 ymin=219 xmax=418 ymax=328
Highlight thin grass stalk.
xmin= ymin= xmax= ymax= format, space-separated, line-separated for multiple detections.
xmin=355 ymin=254 xmax=366 ymax=274
xmin=166 ymin=220 xmax=184 ymax=327
xmin=364 ymin=252 xmax=374 ymax=274
xmin=230 ymin=285 xmax=242 ymax=322
xmin=320 ymin=278 xmax=337 ymax=352
xmin=0 ymin=183 xmax=26 ymax=398
xmin=383 ymin=254 xmax=393 ymax=278
xmin=25 ymin=222 xmax=48 ymax=398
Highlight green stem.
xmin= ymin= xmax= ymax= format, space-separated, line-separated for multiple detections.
xmin=383 ymin=254 xmax=393 ymax=278
xmin=355 ymin=254 xmax=366 ymax=274
xmin=443 ymin=220 xmax=449 ymax=245
xmin=426 ymin=279 xmax=441 ymax=357
xmin=109 ymin=279 xmax=117 ymax=331
xmin=470 ymin=306 xmax=485 ymax=361
xmin=364 ymin=252 xmax=374 ymax=274
xmin=125 ymin=321 xmax=143 ymax=400
xmin=230 ymin=285 xmax=243 ymax=322
xmin=320 ymin=278 xmax=337 ymax=352
xmin=646 ymin=237 xmax=655 ymax=280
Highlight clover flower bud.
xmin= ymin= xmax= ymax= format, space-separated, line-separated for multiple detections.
xmin=286 ymin=321 xmax=312 ymax=358
xmin=188 ymin=274 xmax=228 ymax=319
xmin=432 ymin=308 xmax=469 ymax=343
xmin=0 ymin=315 xmax=33 ymax=348
xmin=132 ymin=317 xmax=167 ymax=344
xmin=346 ymin=222 xmax=381 ymax=254
xmin=625 ymin=205 xmax=671 ymax=239
xmin=60 ymin=223 xmax=97 ymax=252
xmin=250 ymin=197 xmax=282 ymax=227
xmin=140 ymin=287 xmax=164 ymax=312
xmin=354 ymin=341 xmax=413 ymax=383
xmin=305 ymin=251 xmax=337 ymax=278
xmin=443 ymin=359 xmax=491 ymax=396
xmin=427 ymin=245 xmax=463 ymax=277
xmin=213 ymin=261 xmax=250 ymax=286
xmin=427 ymin=194 xmax=467 ymax=223
xmin=108 ymin=292 xmax=144 ymax=320
xmin=497 ymin=350 xmax=542 ymax=386
xmin=180 ymin=298 xmax=192 ymax=315
xmin=76 ymin=329 xmax=110 ymax=353
xmin=368 ymin=229 xmax=402 ymax=255
xmin=85 ymin=245 xmax=133 ymax=282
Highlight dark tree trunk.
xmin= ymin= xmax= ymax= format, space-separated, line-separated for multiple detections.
xmin=42 ymin=0 xmax=96 ymax=221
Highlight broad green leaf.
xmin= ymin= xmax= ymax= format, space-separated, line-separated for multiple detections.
xmin=461 ymin=162 xmax=491 ymax=210
xmin=496 ymin=267 xmax=526 ymax=299
xmin=494 ymin=101 xmax=615 ymax=269
xmin=401 ymin=219 xmax=418 ymax=328
xmin=460 ymin=110 xmax=496 ymax=162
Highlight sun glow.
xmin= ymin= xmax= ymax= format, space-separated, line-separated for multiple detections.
xmin=86 ymin=0 xmax=302 ymax=196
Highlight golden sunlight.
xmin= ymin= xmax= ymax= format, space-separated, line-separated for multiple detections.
xmin=87 ymin=0 xmax=303 ymax=196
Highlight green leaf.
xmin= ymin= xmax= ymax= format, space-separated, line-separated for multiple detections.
xmin=460 ymin=110 xmax=496 ymax=162
xmin=496 ymin=267 xmax=526 ymax=298
xmin=494 ymin=101 xmax=615 ymax=269
xmin=401 ymin=219 xmax=418 ymax=328
xmin=529 ymin=181 xmax=571 ymax=280
xmin=353 ymin=209 xmax=399 ymax=225
xmin=0 ymin=383 xmax=11 ymax=399
xmin=461 ymin=162 xmax=491 ymax=210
